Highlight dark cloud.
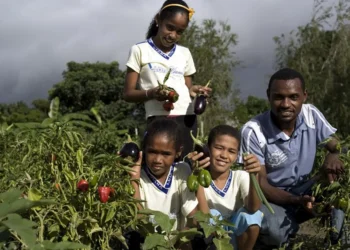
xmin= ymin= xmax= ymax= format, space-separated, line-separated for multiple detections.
xmin=0 ymin=0 xmax=316 ymax=103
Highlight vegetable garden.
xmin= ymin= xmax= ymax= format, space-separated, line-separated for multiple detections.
xmin=1 ymin=97 xmax=350 ymax=250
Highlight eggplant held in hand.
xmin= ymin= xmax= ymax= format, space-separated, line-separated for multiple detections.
xmin=194 ymin=95 xmax=207 ymax=115
xmin=193 ymin=79 xmax=211 ymax=115
xmin=119 ymin=134 xmax=140 ymax=163
xmin=190 ymin=130 xmax=210 ymax=161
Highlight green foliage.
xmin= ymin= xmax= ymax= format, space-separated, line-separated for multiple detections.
xmin=232 ymin=96 xmax=269 ymax=128
xmin=180 ymin=19 xmax=240 ymax=133
xmin=0 ymin=188 xmax=87 ymax=250
xmin=48 ymin=61 xmax=145 ymax=132
xmin=274 ymin=0 xmax=350 ymax=135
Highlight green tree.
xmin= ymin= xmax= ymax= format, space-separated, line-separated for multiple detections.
xmin=32 ymin=99 xmax=50 ymax=114
xmin=232 ymin=96 xmax=269 ymax=128
xmin=274 ymin=0 xmax=350 ymax=135
xmin=179 ymin=19 xmax=240 ymax=132
xmin=48 ymin=61 xmax=145 ymax=131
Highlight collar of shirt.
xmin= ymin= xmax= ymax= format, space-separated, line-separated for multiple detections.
xmin=265 ymin=111 xmax=308 ymax=143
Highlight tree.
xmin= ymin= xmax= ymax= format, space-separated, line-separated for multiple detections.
xmin=232 ymin=96 xmax=269 ymax=128
xmin=274 ymin=0 xmax=350 ymax=135
xmin=179 ymin=19 xmax=240 ymax=132
xmin=48 ymin=61 xmax=145 ymax=131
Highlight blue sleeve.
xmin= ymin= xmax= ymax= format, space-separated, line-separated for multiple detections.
xmin=238 ymin=123 xmax=266 ymax=165
xmin=309 ymin=104 xmax=337 ymax=145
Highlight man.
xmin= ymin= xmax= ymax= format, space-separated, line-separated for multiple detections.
xmin=238 ymin=68 xmax=345 ymax=248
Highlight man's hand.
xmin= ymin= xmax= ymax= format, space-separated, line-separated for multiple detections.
xmin=299 ymin=195 xmax=315 ymax=213
xmin=323 ymin=153 xmax=344 ymax=183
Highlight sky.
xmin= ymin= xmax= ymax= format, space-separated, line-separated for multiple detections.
xmin=0 ymin=0 xmax=320 ymax=104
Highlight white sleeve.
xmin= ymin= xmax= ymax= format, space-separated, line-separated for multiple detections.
xmin=126 ymin=45 xmax=141 ymax=73
xmin=184 ymin=49 xmax=196 ymax=76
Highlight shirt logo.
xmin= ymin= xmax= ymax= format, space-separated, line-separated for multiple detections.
xmin=266 ymin=150 xmax=288 ymax=167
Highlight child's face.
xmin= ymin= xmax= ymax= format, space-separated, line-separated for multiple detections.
xmin=156 ymin=12 xmax=188 ymax=48
xmin=209 ymin=135 xmax=239 ymax=174
xmin=145 ymin=133 xmax=179 ymax=178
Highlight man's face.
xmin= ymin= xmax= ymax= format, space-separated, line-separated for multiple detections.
xmin=267 ymin=78 xmax=307 ymax=125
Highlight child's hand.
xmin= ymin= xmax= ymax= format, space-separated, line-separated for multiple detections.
xmin=187 ymin=151 xmax=210 ymax=169
xmin=243 ymin=153 xmax=261 ymax=174
xmin=128 ymin=151 xmax=142 ymax=179
xmin=149 ymin=87 xmax=168 ymax=101
xmin=189 ymin=85 xmax=212 ymax=98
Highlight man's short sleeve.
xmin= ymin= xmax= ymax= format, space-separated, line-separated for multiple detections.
xmin=308 ymin=104 xmax=337 ymax=144
xmin=238 ymin=122 xmax=266 ymax=165
xmin=126 ymin=45 xmax=141 ymax=73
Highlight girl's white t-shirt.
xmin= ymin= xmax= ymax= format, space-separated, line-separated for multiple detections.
xmin=126 ymin=39 xmax=196 ymax=118
xmin=204 ymin=170 xmax=250 ymax=219
xmin=139 ymin=162 xmax=198 ymax=231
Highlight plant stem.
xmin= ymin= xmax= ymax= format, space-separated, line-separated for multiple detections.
xmin=33 ymin=209 xmax=44 ymax=242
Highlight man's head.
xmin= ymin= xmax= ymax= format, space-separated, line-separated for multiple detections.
xmin=267 ymin=68 xmax=307 ymax=126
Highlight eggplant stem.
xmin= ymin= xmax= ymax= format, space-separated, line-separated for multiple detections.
xmin=125 ymin=133 xmax=133 ymax=143
xmin=205 ymin=79 xmax=212 ymax=88
xmin=244 ymin=152 xmax=275 ymax=214
xmin=182 ymin=153 xmax=191 ymax=163
xmin=190 ymin=130 xmax=204 ymax=146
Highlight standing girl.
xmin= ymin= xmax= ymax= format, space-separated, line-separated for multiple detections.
xmin=123 ymin=0 xmax=211 ymax=159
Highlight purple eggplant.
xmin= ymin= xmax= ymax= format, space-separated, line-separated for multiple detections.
xmin=119 ymin=134 xmax=140 ymax=163
xmin=119 ymin=142 xmax=140 ymax=162
xmin=194 ymin=95 xmax=207 ymax=115
xmin=190 ymin=130 xmax=210 ymax=161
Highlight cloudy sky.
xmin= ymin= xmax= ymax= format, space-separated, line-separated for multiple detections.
xmin=0 ymin=0 xmax=321 ymax=104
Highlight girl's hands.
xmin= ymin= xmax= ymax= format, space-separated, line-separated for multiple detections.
xmin=187 ymin=151 xmax=210 ymax=170
xmin=148 ymin=87 xmax=168 ymax=101
xmin=243 ymin=153 xmax=261 ymax=174
xmin=189 ymin=85 xmax=212 ymax=98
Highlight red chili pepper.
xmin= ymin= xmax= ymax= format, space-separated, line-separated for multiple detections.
xmin=98 ymin=186 xmax=111 ymax=203
xmin=168 ymin=91 xmax=179 ymax=103
xmin=77 ymin=180 xmax=89 ymax=192
xmin=163 ymin=101 xmax=174 ymax=112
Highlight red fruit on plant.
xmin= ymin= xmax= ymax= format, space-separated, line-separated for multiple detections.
xmin=168 ymin=91 xmax=179 ymax=103
xmin=163 ymin=101 xmax=174 ymax=112
xmin=77 ymin=180 xmax=89 ymax=192
xmin=98 ymin=187 xmax=111 ymax=203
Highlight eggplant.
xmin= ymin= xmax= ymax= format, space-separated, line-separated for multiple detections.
xmin=194 ymin=95 xmax=207 ymax=115
xmin=119 ymin=134 xmax=140 ymax=162
xmin=190 ymin=130 xmax=210 ymax=161
xmin=193 ymin=79 xmax=211 ymax=115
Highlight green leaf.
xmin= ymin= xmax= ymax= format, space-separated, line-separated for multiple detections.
xmin=0 ymin=199 xmax=55 ymax=218
xmin=32 ymin=241 xmax=89 ymax=250
xmin=28 ymin=188 xmax=42 ymax=201
xmin=105 ymin=207 xmax=116 ymax=223
xmin=1 ymin=213 xmax=37 ymax=248
xmin=193 ymin=211 xmax=210 ymax=223
xmin=213 ymin=237 xmax=233 ymax=250
xmin=0 ymin=189 xmax=22 ymax=203
xmin=138 ymin=209 xmax=173 ymax=233
xmin=48 ymin=97 xmax=60 ymax=119
xmin=199 ymin=222 xmax=216 ymax=238
xmin=142 ymin=234 xmax=167 ymax=250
